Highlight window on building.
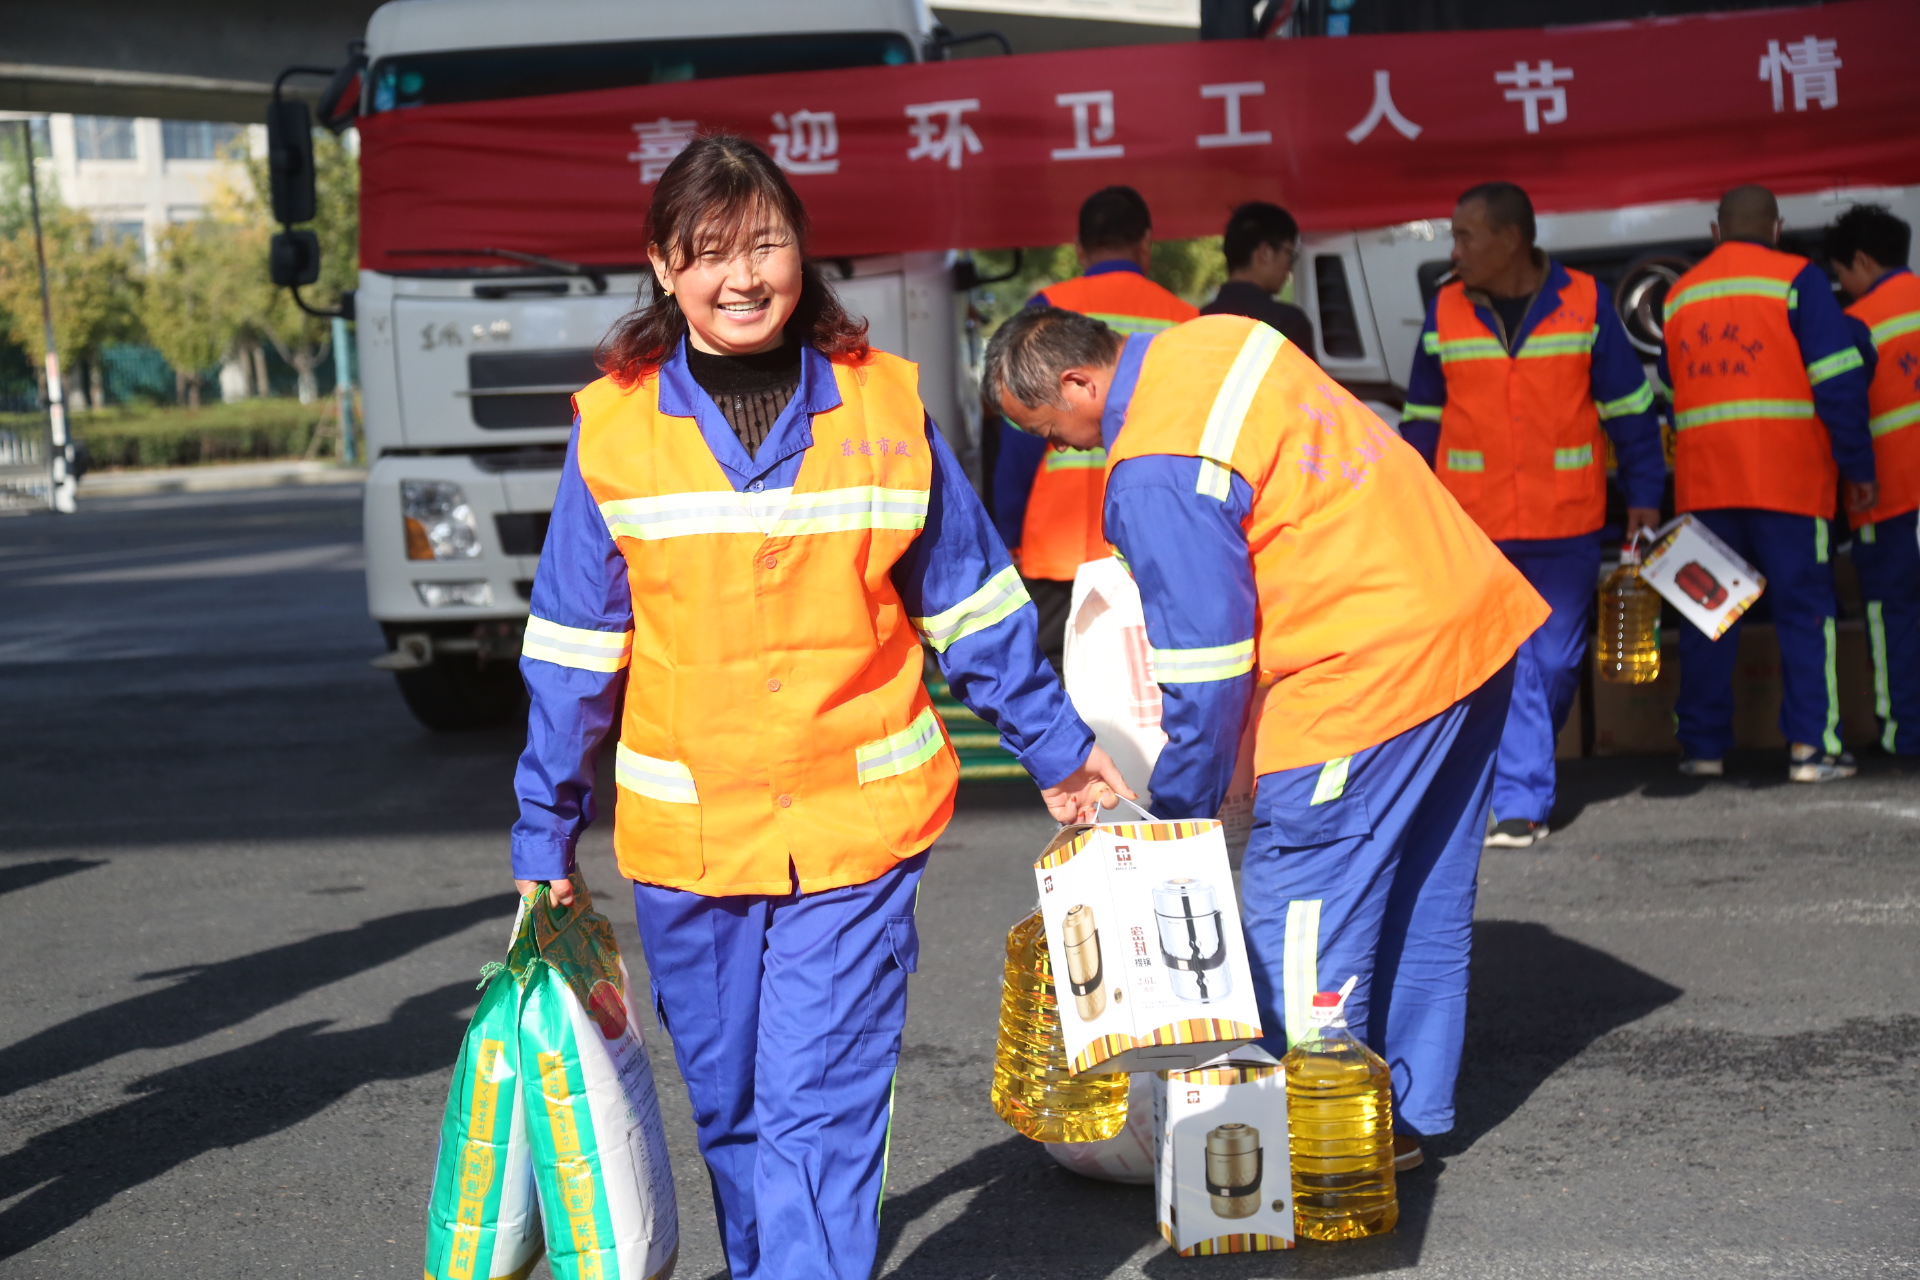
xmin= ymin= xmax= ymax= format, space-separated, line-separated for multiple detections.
xmin=161 ymin=120 xmax=244 ymax=161
xmin=96 ymin=220 xmax=147 ymax=258
xmin=5 ymin=118 xmax=53 ymax=160
xmin=73 ymin=116 xmax=138 ymax=161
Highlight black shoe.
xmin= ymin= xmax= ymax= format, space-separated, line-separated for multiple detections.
xmin=1483 ymin=818 xmax=1548 ymax=848
xmin=1788 ymin=744 xmax=1857 ymax=783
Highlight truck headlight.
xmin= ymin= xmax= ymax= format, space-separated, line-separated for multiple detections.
xmin=414 ymin=580 xmax=494 ymax=608
xmin=401 ymin=480 xmax=481 ymax=560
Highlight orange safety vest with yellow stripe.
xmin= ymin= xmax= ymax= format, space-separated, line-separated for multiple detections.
xmin=547 ymin=350 xmax=961 ymax=897
xmin=1429 ymin=270 xmax=1620 ymax=540
xmin=1846 ymin=269 xmax=1920 ymax=526
xmin=1107 ymin=315 xmax=1550 ymax=773
xmin=1663 ymin=241 xmax=1859 ymax=517
xmin=1020 ymin=270 xmax=1200 ymax=580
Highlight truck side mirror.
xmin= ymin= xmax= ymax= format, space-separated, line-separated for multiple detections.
xmin=270 ymin=230 xmax=322 ymax=287
xmin=267 ymin=99 xmax=316 ymax=226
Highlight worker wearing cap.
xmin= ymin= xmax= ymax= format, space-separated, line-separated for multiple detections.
xmin=1826 ymin=202 xmax=1920 ymax=756
xmin=991 ymin=185 xmax=1198 ymax=670
xmin=986 ymin=307 xmax=1549 ymax=1171
xmin=1403 ymin=182 xmax=1666 ymax=849
xmin=1657 ymin=185 xmax=1876 ymax=782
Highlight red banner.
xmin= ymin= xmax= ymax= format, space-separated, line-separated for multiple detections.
xmin=359 ymin=0 xmax=1919 ymax=269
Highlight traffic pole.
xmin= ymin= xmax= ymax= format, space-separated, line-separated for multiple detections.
xmin=20 ymin=119 xmax=74 ymax=514
xmin=330 ymin=314 xmax=356 ymax=465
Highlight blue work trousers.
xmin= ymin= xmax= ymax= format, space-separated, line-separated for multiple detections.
xmin=1492 ymin=536 xmax=1600 ymax=824
xmin=1852 ymin=509 xmax=1920 ymax=754
xmin=632 ymin=854 xmax=925 ymax=1280
xmin=1675 ymin=509 xmax=1841 ymax=758
xmin=1241 ymin=661 xmax=1512 ymax=1137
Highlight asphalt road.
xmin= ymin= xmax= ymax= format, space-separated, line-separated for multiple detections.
xmin=0 ymin=482 xmax=1915 ymax=1279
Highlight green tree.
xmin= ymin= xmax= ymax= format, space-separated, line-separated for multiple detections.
xmin=140 ymin=219 xmax=267 ymax=407
xmin=0 ymin=203 xmax=142 ymax=408
xmin=239 ymin=129 xmax=358 ymax=403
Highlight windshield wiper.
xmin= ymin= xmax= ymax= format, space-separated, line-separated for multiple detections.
xmin=389 ymin=246 xmax=608 ymax=294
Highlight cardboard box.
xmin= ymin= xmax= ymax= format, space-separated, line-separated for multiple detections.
xmin=1154 ymin=1047 xmax=1295 ymax=1256
xmin=1035 ymin=821 xmax=1263 ymax=1075
xmin=1642 ymin=515 xmax=1765 ymax=640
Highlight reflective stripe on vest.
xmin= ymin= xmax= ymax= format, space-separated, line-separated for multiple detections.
xmin=1195 ymin=324 xmax=1287 ymax=500
xmin=573 ymin=351 xmax=955 ymax=897
xmin=1106 ymin=313 xmax=1549 ymax=772
xmin=855 ymin=706 xmax=947 ymax=784
xmin=1846 ymin=271 xmax=1920 ymax=525
xmin=523 ymin=615 xmax=632 ymax=672
xmin=1663 ymin=241 xmax=1835 ymax=518
xmin=912 ymin=564 xmax=1030 ymax=653
xmin=1020 ymin=271 xmax=1201 ymax=580
xmin=1429 ymin=272 xmax=1612 ymax=540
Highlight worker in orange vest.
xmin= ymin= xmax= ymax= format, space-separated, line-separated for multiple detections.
xmin=1826 ymin=203 xmax=1920 ymax=756
xmin=986 ymin=307 xmax=1548 ymax=1172
xmin=1403 ymin=183 xmax=1666 ymax=848
xmin=991 ymin=185 xmax=1197 ymax=669
xmin=510 ymin=138 xmax=1127 ymax=1280
xmin=1657 ymin=186 xmax=1876 ymax=782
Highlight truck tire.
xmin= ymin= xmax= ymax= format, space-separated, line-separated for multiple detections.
xmin=392 ymin=657 xmax=527 ymax=731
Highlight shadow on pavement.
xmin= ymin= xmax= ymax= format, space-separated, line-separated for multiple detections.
xmin=0 ymin=858 xmax=106 ymax=898
xmin=1444 ymin=920 xmax=1682 ymax=1154
xmin=0 ymin=893 xmax=515 ymax=1100
xmin=0 ymin=979 xmax=475 ymax=1259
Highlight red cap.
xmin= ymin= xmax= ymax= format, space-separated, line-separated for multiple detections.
xmin=1312 ymin=992 xmax=1341 ymax=1007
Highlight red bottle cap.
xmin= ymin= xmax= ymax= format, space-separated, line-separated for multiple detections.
xmin=1312 ymin=992 xmax=1342 ymax=1007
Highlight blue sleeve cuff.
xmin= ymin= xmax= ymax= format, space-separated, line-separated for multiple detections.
xmin=509 ymin=834 xmax=576 ymax=882
xmin=1013 ymin=698 xmax=1097 ymax=790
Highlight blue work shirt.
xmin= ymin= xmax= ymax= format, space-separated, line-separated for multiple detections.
xmin=1097 ymin=333 xmax=1260 ymax=821
xmin=1402 ymin=257 xmax=1668 ymax=516
xmin=510 ymin=338 xmax=1093 ymax=881
xmin=990 ymin=259 xmax=1155 ymax=551
xmin=1654 ymin=242 xmax=1876 ymax=485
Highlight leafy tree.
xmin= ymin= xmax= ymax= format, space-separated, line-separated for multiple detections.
xmin=0 ymin=204 xmax=142 ymax=407
xmin=140 ymin=219 xmax=267 ymax=407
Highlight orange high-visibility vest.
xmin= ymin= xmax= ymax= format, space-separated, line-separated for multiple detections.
xmin=1107 ymin=315 xmax=1549 ymax=773
xmin=1846 ymin=269 xmax=1920 ymax=526
xmin=571 ymin=351 xmax=958 ymax=897
xmin=1432 ymin=270 xmax=1608 ymax=540
xmin=1020 ymin=270 xmax=1200 ymax=580
xmin=1663 ymin=241 xmax=1837 ymax=517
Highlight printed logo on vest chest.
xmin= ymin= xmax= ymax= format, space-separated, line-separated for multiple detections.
xmin=841 ymin=435 xmax=914 ymax=457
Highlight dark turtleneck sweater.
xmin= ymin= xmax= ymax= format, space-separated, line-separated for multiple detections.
xmin=684 ymin=341 xmax=803 ymax=460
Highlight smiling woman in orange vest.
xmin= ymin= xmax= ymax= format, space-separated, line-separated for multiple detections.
xmin=510 ymin=135 xmax=1126 ymax=1280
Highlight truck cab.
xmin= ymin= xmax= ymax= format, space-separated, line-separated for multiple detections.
xmin=351 ymin=0 xmax=966 ymax=728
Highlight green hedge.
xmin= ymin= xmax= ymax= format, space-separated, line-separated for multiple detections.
xmin=0 ymin=399 xmax=337 ymax=469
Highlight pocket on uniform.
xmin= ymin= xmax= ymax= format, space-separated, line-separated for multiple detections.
xmin=1262 ymin=790 xmax=1373 ymax=846
xmin=855 ymin=707 xmax=958 ymax=855
xmin=852 ymin=914 xmax=919 ymax=1066
xmin=613 ymin=743 xmax=704 ymax=883
xmin=886 ymin=914 xmax=920 ymax=974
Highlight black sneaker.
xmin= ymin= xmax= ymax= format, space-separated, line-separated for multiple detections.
xmin=1788 ymin=744 xmax=1857 ymax=783
xmin=1484 ymin=818 xmax=1547 ymax=848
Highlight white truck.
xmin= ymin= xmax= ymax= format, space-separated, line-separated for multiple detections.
xmin=302 ymin=0 xmax=979 ymax=729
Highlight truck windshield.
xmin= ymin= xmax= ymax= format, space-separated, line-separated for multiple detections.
xmin=369 ymin=32 xmax=915 ymax=112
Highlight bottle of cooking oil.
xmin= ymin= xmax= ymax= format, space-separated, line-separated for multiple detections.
xmin=1284 ymin=990 xmax=1398 ymax=1242
xmin=990 ymin=909 xmax=1128 ymax=1143
xmin=1597 ymin=542 xmax=1662 ymax=684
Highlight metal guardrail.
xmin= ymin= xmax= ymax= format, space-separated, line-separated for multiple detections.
xmin=0 ymin=427 xmax=50 ymax=513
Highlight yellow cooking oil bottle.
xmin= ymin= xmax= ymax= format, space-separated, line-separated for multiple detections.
xmin=1284 ymin=989 xmax=1398 ymax=1242
xmin=1598 ymin=541 xmax=1662 ymax=684
xmin=990 ymin=909 xmax=1128 ymax=1143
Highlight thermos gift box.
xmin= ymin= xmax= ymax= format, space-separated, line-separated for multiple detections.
xmin=1034 ymin=819 xmax=1264 ymax=1075
xmin=1154 ymin=1046 xmax=1295 ymax=1256
xmin=1640 ymin=514 xmax=1767 ymax=640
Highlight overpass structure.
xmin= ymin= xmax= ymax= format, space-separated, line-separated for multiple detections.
xmin=0 ymin=0 xmax=1197 ymax=123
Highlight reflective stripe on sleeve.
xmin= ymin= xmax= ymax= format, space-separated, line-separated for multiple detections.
xmin=1445 ymin=448 xmax=1485 ymax=472
xmin=1554 ymin=443 xmax=1595 ymax=471
xmin=614 ymin=744 xmax=698 ymax=804
xmin=855 ymin=706 xmax=948 ymax=784
xmin=1282 ymin=899 xmax=1321 ymax=1049
xmin=1193 ymin=324 xmax=1287 ymax=498
xmin=1516 ymin=328 xmax=1597 ymax=358
xmin=1422 ymin=331 xmax=1440 ymax=355
xmin=1310 ymin=756 xmax=1351 ymax=805
xmin=1870 ymin=309 xmax=1920 ymax=346
xmin=1042 ymin=446 xmax=1107 ymax=471
xmin=1664 ymin=276 xmax=1793 ymax=322
xmin=1673 ymin=399 xmax=1815 ymax=430
xmin=1871 ymin=402 xmax=1920 ymax=437
xmin=1085 ymin=312 xmax=1179 ymax=334
xmin=1147 ymin=638 xmax=1255 ymax=683
xmin=1597 ymin=382 xmax=1656 ymax=420
xmin=1435 ymin=336 xmax=1507 ymax=363
xmin=522 ymin=615 xmax=633 ymax=672
xmin=600 ymin=485 xmax=928 ymax=540
xmin=1400 ymin=402 xmax=1444 ymax=422
xmin=1806 ymin=346 xmax=1865 ymax=385
xmin=912 ymin=565 xmax=1030 ymax=653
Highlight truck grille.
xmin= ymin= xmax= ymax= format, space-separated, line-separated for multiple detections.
xmin=494 ymin=511 xmax=552 ymax=556
xmin=466 ymin=349 xmax=600 ymax=429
